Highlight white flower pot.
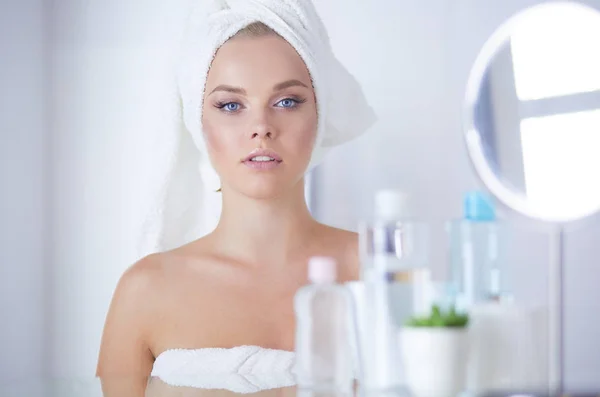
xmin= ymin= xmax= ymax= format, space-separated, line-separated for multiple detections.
xmin=399 ymin=327 xmax=468 ymax=397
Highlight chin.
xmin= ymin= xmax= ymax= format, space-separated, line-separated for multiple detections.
xmin=234 ymin=176 xmax=302 ymax=200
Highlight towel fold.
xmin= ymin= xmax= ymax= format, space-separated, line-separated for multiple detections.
xmin=150 ymin=346 xmax=297 ymax=393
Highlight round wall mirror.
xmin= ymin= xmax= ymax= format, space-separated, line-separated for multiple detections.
xmin=464 ymin=1 xmax=600 ymax=224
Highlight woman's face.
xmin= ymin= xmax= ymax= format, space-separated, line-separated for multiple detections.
xmin=201 ymin=33 xmax=317 ymax=199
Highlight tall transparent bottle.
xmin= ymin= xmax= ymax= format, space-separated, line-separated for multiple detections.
xmin=358 ymin=190 xmax=430 ymax=391
xmin=294 ymin=256 xmax=354 ymax=394
xmin=447 ymin=190 xmax=506 ymax=309
xmin=448 ymin=191 xmax=547 ymax=392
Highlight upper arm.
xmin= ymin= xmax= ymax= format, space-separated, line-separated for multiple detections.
xmin=96 ymin=256 xmax=160 ymax=393
xmin=343 ymin=231 xmax=360 ymax=281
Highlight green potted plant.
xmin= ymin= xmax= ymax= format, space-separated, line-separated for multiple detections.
xmin=399 ymin=304 xmax=470 ymax=397
xmin=405 ymin=304 xmax=469 ymax=327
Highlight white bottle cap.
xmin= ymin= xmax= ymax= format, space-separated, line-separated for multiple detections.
xmin=308 ymin=256 xmax=337 ymax=283
xmin=375 ymin=189 xmax=410 ymax=221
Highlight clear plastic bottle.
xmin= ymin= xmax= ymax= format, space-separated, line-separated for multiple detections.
xmin=447 ymin=190 xmax=505 ymax=309
xmin=357 ymin=189 xmax=430 ymax=391
xmin=448 ymin=191 xmax=547 ymax=392
xmin=294 ymin=256 xmax=354 ymax=393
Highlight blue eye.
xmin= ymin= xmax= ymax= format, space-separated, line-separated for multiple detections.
xmin=276 ymin=98 xmax=298 ymax=108
xmin=222 ymin=102 xmax=240 ymax=112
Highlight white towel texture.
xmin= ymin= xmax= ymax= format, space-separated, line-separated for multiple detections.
xmin=150 ymin=346 xmax=296 ymax=393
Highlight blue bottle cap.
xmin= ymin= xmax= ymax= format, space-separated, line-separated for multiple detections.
xmin=463 ymin=190 xmax=496 ymax=221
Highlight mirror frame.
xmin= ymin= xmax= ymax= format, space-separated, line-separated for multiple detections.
xmin=462 ymin=0 xmax=600 ymax=224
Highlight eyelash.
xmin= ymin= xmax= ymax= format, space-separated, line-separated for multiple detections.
xmin=214 ymin=96 xmax=307 ymax=113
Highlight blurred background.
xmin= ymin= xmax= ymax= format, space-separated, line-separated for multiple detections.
xmin=1 ymin=0 xmax=598 ymax=390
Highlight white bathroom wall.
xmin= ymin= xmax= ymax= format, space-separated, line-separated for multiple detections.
xmin=312 ymin=0 xmax=600 ymax=390
xmin=0 ymin=0 xmax=49 ymax=380
xmin=48 ymin=0 xmax=192 ymax=376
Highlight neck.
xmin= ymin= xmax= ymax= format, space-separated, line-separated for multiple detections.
xmin=212 ymin=179 xmax=318 ymax=266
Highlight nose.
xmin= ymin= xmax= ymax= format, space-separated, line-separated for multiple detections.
xmin=248 ymin=110 xmax=277 ymax=140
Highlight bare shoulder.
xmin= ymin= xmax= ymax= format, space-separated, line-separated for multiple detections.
xmin=118 ymin=253 xmax=165 ymax=293
xmin=317 ymin=224 xmax=360 ymax=281
xmin=129 ymin=240 xmax=219 ymax=297
xmin=96 ymin=254 xmax=166 ymax=378
xmin=108 ymin=252 xmax=174 ymax=317
xmin=122 ymin=234 xmax=228 ymax=303
xmin=97 ymin=245 xmax=212 ymax=375
xmin=98 ymin=252 xmax=191 ymax=393
xmin=318 ymin=224 xmax=358 ymax=249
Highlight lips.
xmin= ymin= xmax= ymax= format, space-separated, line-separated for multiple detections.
xmin=242 ymin=149 xmax=283 ymax=170
xmin=242 ymin=149 xmax=282 ymax=163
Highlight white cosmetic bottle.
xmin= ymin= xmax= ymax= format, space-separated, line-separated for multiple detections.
xmin=356 ymin=189 xmax=430 ymax=391
xmin=294 ymin=256 xmax=354 ymax=394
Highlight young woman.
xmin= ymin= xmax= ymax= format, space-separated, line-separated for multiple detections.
xmin=97 ymin=1 xmax=374 ymax=395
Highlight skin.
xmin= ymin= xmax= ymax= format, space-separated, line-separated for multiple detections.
xmin=145 ymin=382 xmax=298 ymax=397
xmin=96 ymin=33 xmax=360 ymax=396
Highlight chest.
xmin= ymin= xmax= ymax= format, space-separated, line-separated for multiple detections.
xmin=153 ymin=277 xmax=301 ymax=355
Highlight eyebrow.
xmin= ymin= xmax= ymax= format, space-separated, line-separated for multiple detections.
xmin=209 ymin=85 xmax=246 ymax=95
xmin=273 ymin=79 xmax=310 ymax=91
xmin=208 ymin=79 xmax=310 ymax=96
